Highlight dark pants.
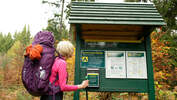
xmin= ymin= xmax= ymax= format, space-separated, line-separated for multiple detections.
xmin=40 ymin=92 xmax=63 ymax=100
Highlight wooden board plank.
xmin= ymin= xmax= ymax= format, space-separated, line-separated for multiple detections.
xmin=69 ymin=20 xmax=166 ymax=25
xmin=71 ymin=8 xmax=158 ymax=13
xmin=72 ymin=2 xmax=153 ymax=6
xmin=70 ymin=11 xmax=159 ymax=15
xmin=82 ymin=35 xmax=138 ymax=40
xmin=72 ymin=2 xmax=154 ymax=7
xmin=82 ymin=31 xmax=141 ymax=36
xmin=70 ymin=17 xmax=163 ymax=21
xmin=82 ymin=24 xmax=144 ymax=32
xmin=70 ymin=14 xmax=162 ymax=18
xmin=71 ymin=6 xmax=156 ymax=10
xmin=84 ymin=39 xmax=142 ymax=43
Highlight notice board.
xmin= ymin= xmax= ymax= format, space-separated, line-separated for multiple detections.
xmin=81 ymin=50 xmax=147 ymax=79
xmin=81 ymin=50 xmax=105 ymax=68
xmin=79 ymin=44 xmax=149 ymax=92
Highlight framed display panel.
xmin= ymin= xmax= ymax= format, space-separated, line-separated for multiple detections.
xmin=80 ymin=50 xmax=105 ymax=68
xmin=78 ymin=41 xmax=149 ymax=92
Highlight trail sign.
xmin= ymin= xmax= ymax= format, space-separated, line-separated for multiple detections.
xmin=69 ymin=2 xmax=165 ymax=100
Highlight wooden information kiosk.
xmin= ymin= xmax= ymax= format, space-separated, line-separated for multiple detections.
xmin=69 ymin=2 xmax=165 ymax=100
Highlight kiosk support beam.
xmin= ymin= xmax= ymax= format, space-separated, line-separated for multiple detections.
xmin=74 ymin=24 xmax=82 ymax=100
xmin=145 ymin=35 xmax=155 ymax=100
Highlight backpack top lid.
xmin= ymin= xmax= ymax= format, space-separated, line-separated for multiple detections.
xmin=32 ymin=31 xmax=55 ymax=47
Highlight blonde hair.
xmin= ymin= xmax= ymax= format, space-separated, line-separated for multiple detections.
xmin=56 ymin=41 xmax=74 ymax=59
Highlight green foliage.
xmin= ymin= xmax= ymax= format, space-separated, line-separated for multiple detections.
xmin=152 ymin=0 xmax=177 ymax=91
xmin=42 ymin=0 xmax=70 ymax=41
xmin=112 ymin=93 xmax=124 ymax=100
xmin=16 ymin=91 xmax=32 ymax=100
xmin=42 ymin=0 xmax=60 ymax=7
xmin=63 ymin=92 xmax=74 ymax=100
xmin=0 ymin=25 xmax=31 ymax=54
xmin=7 ymin=41 xmax=23 ymax=58
xmin=0 ymin=32 xmax=14 ymax=53
xmin=46 ymin=18 xmax=60 ymax=40
xmin=153 ymin=0 xmax=177 ymax=29
xmin=156 ymin=90 xmax=176 ymax=100
xmin=124 ymin=0 xmax=148 ymax=2
xmin=43 ymin=0 xmax=96 ymax=41
xmin=13 ymin=25 xmax=31 ymax=47
xmin=124 ymin=0 xmax=141 ymax=2
xmin=0 ymin=54 xmax=11 ymax=69
xmin=45 ymin=18 xmax=69 ymax=41
xmin=0 ymin=25 xmax=32 ymax=100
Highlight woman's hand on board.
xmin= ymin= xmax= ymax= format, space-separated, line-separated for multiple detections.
xmin=78 ymin=80 xmax=89 ymax=89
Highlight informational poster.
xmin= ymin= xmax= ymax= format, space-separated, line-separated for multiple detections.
xmin=105 ymin=51 xmax=126 ymax=78
xmin=126 ymin=51 xmax=147 ymax=79
xmin=87 ymin=73 xmax=99 ymax=87
xmin=81 ymin=50 xmax=105 ymax=68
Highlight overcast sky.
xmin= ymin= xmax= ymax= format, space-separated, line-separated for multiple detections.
xmin=0 ymin=0 xmax=124 ymax=36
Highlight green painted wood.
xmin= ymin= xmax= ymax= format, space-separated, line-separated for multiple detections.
xmin=74 ymin=38 xmax=155 ymax=98
xmin=69 ymin=2 xmax=165 ymax=26
xmin=69 ymin=20 xmax=166 ymax=25
xmin=72 ymin=2 xmax=154 ymax=7
xmin=71 ymin=3 xmax=162 ymax=98
xmin=145 ymin=36 xmax=155 ymax=100
xmin=74 ymin=24 xmax=82 ymax=100
xmin=138 ymin=27 xmax=155 ymax=40
xmin=72 ymin=6 xmax=156 ymax=10
xmin=70 ymin=14 xmax=162 ymax=18
xmin=71 ymin=8 xmax=158 ymax=13
xmin=70 ymin=17 xmax=163 ymax=21
xmin=70 ymin=11 xmax=160 ymax=15
xmin=80 ymin=68 xmax=148 ymax=92
xmin=84 ymin=43 xmax=146 ymax=51
xmin=71 ymin=2 xmax=153 ymax=4
xmin=77 ymin=42 xmax=148 ymax=93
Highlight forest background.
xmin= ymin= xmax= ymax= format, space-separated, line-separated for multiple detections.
xmin=0 ymin=0 xmax=176 ymax=100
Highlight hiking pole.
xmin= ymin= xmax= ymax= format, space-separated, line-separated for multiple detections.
xmin=86 ymin=88 xmax=88 ymax=100
xmin=85 ymin=76 xmax=88 ymax=100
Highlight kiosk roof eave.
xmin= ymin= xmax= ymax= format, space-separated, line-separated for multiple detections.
xmin=69 ymin=2 xmax=166 ymax=43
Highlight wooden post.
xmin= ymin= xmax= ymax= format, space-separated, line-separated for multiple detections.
xmin=145 ymin=35 xmax=155 ymax=100
xmin=74 ymin=24 xmax=82 ymax=100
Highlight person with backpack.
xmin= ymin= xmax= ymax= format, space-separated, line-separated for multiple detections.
xmin=40 ymin=40 xmax=89 ymax=100
xmin=22 ymin=31 xmax=88 ymax=100
xmin=22 ymin=31 xmax=56 ymax=96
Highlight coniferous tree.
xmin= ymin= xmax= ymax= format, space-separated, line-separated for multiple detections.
xmin=42 ymin=0 xmax=68 ymax=41
xmin=0 ymin=32 xmax=14 ymax=53
xmin=13 ymin=25 xmax=31 ymax=47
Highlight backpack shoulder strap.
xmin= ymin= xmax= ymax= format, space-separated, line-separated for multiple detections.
xmin=49 ymin=74 xmax=59 ymax=86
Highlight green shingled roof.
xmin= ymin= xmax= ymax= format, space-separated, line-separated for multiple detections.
xmin=69 ymin=2 xmax=166 ymax=26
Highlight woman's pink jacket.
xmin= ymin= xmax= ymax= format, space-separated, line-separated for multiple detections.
xmin=49 ymin=57 xmax=78 ymax=91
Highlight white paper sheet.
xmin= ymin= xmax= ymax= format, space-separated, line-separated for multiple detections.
xmin=126 ymin=51 xmax=147 ymax=79
xmin=106 ymin=51 xmax=126 ymax=78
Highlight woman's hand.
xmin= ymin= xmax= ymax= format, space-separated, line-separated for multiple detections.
xmin=78 ymin=80 xmax=89 ymax=89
